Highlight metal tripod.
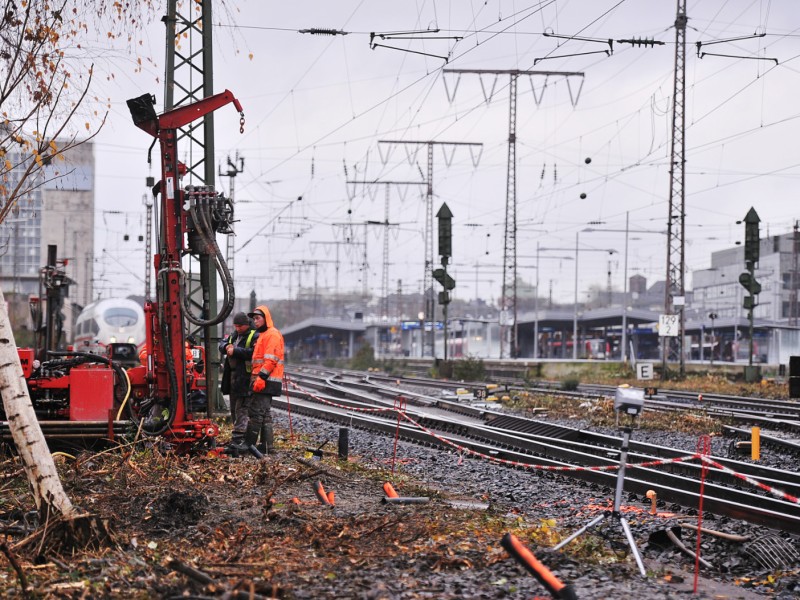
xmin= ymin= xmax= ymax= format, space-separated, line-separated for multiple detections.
xmin=552 ymin=425 xmax=647 ymax=577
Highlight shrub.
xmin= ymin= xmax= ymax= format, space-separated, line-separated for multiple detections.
xmin=452 ymin=355 xmax=486 ymax=382
xmin=350 ymin=343 xmax=375 ymax=371
xmin=380 ymin=358 xmax=405 ymax=375
xmin=561 ymin=375 xmax=580 ymax=391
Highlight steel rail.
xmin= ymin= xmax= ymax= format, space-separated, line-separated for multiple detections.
xmin=362 ymin=369 xmax=800 ymax=433
xmin=293 ymin=368 xmax=800 ymax=486
xmin=283 ymin=370 xmax=800 ymax=533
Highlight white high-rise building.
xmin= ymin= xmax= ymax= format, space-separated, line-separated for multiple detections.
xmin=0 ymin=141 xmax=95 ymax=340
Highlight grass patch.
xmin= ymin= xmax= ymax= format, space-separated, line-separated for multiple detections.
xmin=503 ymin=392 xmax=723 ymax=435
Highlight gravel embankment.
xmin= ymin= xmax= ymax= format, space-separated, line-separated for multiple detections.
xmin=271 ymin=408 xmax=800 ymax=600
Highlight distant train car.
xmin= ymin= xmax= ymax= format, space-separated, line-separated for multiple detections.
xmin=73 ymin=298 xmax=146 ymax=353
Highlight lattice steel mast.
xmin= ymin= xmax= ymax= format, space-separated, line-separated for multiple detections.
xmin=443 ymin=68 xmax=584 ymax=359
xmin=377 ymin=140 xmax=482 ymax=358
xmin=347 ymin=180 xmax=426 ymax=320
xmin=143 ymin=194 xmax=152 ymax=300
xmin=662 ymin=0 xmax=688 ymax=378
xmin=219 ymin=154 xmax=244 ymax=289
xmin=163 ymin=0 xmax=221 ymax=410
xmin=504 ymin=73 xmax=518 ymax=358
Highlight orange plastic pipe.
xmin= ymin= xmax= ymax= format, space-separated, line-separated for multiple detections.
xmin=314 ymin=481 xmax=332 ymax=505
xmin=383 ymin=481 xmax=399 ymax=498
xmin=500 ymin=533 xmax=577 ymax=600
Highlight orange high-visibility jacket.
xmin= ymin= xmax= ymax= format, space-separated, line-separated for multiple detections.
xmin=250 ymin=305 xmax=285 ymax=389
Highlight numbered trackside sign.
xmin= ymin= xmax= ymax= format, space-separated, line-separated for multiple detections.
xmin=658 ymin=314 xmax=679 ymax=337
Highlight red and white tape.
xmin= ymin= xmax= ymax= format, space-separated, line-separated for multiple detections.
xmin=700 ymin=455 xmax=799 ymax=504
xmin=288 ymin=379 xmax=800 ymax=507
xmin=286 ymin=379 xmax=700 ymax=474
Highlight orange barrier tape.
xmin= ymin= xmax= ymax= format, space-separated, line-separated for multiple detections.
xmin=314 ymin=480 xmax=333 ymax=505
xmin=383 ymin=481 xmax=399 ymax=498
xmin=501 ymin=533 xmax=577 ymax=600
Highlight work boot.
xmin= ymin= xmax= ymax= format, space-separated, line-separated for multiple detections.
xmin=256 ymin=424 xmax=274 ymax=454
xmin=243 ymin=423 xmax=260 ymax=451
xmin=223 ymin=434 xmax=246 ymax=456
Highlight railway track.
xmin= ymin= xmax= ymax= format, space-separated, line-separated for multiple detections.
xmin=282 ymin=367 xmax=800 ymax=534
xmin=360 ymin=369 xmax=800 ymax=432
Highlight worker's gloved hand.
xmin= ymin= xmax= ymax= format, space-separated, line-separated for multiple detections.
xmin=252 ymin=377 xmax=266 ymax=393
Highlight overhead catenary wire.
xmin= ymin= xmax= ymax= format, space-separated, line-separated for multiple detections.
xmin=93 ymin=3 xmax=800 ymax=303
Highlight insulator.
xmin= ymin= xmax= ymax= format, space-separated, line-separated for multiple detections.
xmin=306 ymin=28 xmax=341 ymax=36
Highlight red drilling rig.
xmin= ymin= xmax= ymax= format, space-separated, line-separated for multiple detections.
xmin=123 ymin=90 xmax=244 ymax=452
xmin=7 ymin=91 xmax=244 ymax=454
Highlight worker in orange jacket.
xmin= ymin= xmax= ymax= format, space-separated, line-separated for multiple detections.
xmin=242 ymin=304 xmax=284 ymax=453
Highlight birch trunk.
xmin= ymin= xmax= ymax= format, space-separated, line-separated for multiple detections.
xmin=0 ymin=288 xmax=77 ymax=519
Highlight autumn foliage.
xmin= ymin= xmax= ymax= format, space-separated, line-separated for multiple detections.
xmin=0 ymin=0 xmax=157 ymax=224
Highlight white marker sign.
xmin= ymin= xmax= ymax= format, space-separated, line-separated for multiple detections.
xmin=659 ymin=314 xmax=679 ymax=337
xmin=636 ymin=362 xmax=654 ymax=380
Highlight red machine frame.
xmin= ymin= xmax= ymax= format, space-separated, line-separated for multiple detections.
xmin=124 ymin=90 xmax=244 ymax=450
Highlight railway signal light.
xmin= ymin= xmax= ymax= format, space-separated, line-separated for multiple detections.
xmin=436 ymin=202 xmax=453 ymax=259
xmin=739 ymin=272 xmax=762 ymax=297
xmin=432 ymin=268 xmax=455 ymax=291
xmin=741 ymin=206 xmax=761 ymax=265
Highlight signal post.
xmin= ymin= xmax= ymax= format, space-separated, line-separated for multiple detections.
xmin=738 ymin=207 xmax=761 ymax=382
xmin=433 ymin=203 xmax=455 ymax=362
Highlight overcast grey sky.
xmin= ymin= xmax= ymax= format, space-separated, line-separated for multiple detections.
xmin=82 ymin=1 xmax=800 ymax=311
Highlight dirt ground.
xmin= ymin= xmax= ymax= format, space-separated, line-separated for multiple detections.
xmin=0 ymin=418 xmax=795 ymax=599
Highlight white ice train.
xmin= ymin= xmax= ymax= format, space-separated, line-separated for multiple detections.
xmin=73 ymin=298 xmax=146 ymax=353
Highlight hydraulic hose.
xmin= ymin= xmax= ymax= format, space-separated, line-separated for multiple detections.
xmin=115 ymin=367 xmax=133 ymax=422
xmin=45 ymin=351 xmax=131 ymax=409
xmin=198 ymin=199 xmax=235 ymax=317
xmin=182 ymin=202 xmax=234 ymax=327
xmin=197 ymin=200 xmax=235 ymax=321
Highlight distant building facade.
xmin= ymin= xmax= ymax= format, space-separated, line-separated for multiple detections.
xmin=692 ymin=231 xmax=798 ymax=323
xmin=0 ymin=141 xmax=95 ymax=340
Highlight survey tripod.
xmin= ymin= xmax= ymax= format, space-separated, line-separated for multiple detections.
xmin=552 ymin=423 xmax=647 ymax=577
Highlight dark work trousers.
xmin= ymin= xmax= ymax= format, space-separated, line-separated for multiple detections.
xmin=248 ymin=392 xmax=272 ymax=431
xmin=230 ymin=392 xmax=252 ymax=441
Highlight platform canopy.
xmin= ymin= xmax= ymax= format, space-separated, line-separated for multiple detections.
xmin=516 ymin=307 xmax=660 ymax=329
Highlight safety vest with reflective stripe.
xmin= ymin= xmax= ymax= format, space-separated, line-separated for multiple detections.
xmin=227 ymin=329 xmax=256 ymax=372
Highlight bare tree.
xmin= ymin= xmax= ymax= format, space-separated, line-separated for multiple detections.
xmin=0 ymin=0 xmax=154 ymax=523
